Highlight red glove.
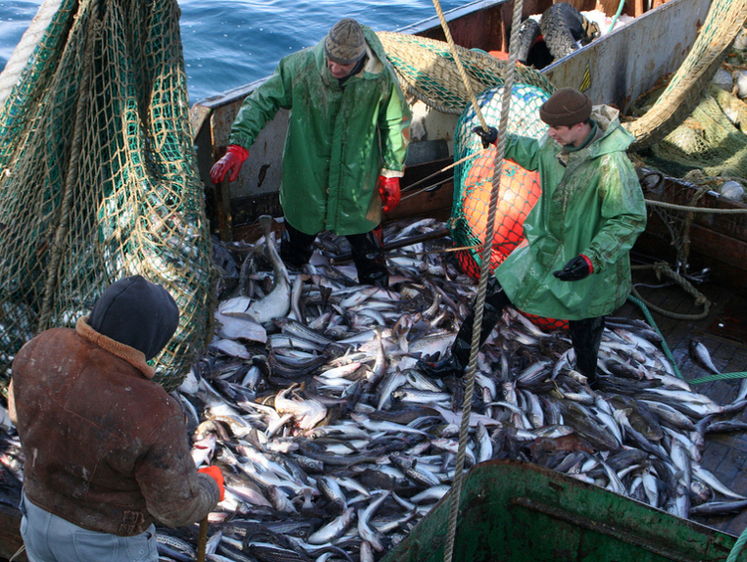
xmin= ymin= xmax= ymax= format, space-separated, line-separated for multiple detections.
xmin=209 ymin=144 xmax=249 ymax=184
xmin=198 ymin=465 xmax=224 ymax=501
xmin=378 ymin=176 xmax=401 ymax=213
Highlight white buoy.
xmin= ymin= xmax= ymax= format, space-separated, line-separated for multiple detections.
xmin=711 ymin=68 xmax=734 ymax=91
xmin=719 ymin=180 xmax=745 ymax=202
xmin=735 ymin=70 xmax=747 ymax=99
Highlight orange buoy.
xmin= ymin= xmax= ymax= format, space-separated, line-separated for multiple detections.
xmin=460 ymin=146 xmax=568 ymax=331
xmin=462 ymin=148 xmax=540 ymax=262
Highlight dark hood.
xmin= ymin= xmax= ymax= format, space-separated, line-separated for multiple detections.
xmin=89 ymin=275 xmax=179 ymax=360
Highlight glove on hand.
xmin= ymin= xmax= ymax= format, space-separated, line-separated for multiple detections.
xmin=209 ymin=144 xmax=249 ymax=184
xmin=198 ymin=465 xmax=225 ymax=501
xmin=379 ymin=176 xmax=401 ymax=213
xmin=417 ymin=355 xmax=466 ymax=379
xmin=553 ymin=255 xmax=592 ymax=281
xmin=472 ymin=125 xmax=498 ymax=149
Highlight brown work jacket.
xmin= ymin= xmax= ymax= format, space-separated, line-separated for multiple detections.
xmin=8 ymin=317 xmax=219 ymax=535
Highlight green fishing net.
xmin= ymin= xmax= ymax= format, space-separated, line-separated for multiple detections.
xmin=632 ymin=84 xmax=747 ymax=184
xmin=450 ymin=84 xmax=549 ymax=276
xmin=0 ymin=0 xmax=215 ymax=392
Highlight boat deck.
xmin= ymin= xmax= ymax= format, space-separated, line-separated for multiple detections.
xmin=619 ymin=259 xmax=747 ymax=538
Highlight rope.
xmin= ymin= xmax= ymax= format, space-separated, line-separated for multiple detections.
xmin=437 ymin=0 xmax=524 ymax=560
xmin=726 ymin=524 xmax=747 ymax=562
xmin=626 ymin=294 xmax=683 ymax=379
xmin=0 ymin=0 xmax=64 ymax=105
xmin=630 ymin=262 xmax=711 ymax=321
xmin=37 ymin=6 xmax=97 ymax=332
xmin=624 ymin=0 xmax=747 ymax=149
xmin=645 ymin=199 xmax=747 ymax=214
xmin=430 ymin=0 xmax=488 ymax=133
xmin=690 ymin=372 xmax=747 ymax=385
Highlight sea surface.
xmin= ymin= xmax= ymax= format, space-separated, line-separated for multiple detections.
xmin=0 ymin=0 xmax=468 ymax=104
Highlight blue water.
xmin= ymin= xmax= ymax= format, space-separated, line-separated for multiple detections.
xmin=0 ymin=0 xmax=468 ymax=104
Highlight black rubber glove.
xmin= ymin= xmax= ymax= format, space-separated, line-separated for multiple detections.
xmin=553 ymin=255 xmax=591 ymax=281
xmin=417 ymin=355 xmax=466 ymax=379
xmin=472 ymin=125 xmax=498 ymax=149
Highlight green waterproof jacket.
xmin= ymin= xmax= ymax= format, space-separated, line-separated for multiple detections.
xmin=228 ymin=27 xmax=411 ymax=236
xmin=496 ymin=105 xmax=647 ymax=321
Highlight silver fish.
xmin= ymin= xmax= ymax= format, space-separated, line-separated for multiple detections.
xmin=689 ymin=338 xmax=720 ymax=374
xmin=308 ymin=507 xmax=355 ymax=544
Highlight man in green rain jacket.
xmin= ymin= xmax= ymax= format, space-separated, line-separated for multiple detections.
xmin=421 ymin=88 xmax=647 ymax=388
xmin=210 ymin=18 xmax=411 ymax=288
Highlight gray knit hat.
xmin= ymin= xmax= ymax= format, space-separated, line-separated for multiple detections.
xmin=539 ymin=88 xmax=592 ymax=126
xmin=325 ymin=18 xmax=366 ymax=65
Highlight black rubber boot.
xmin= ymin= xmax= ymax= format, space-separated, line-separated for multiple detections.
xmin=347 ymin=226 xmax=389 ymax=288
xmin=280 ymin=222 xmax=316 ymax=270
xmin=419 ymin=277 xmax=511 ymax=378
xmin=568 ymin=316 xmax=605 ymax=389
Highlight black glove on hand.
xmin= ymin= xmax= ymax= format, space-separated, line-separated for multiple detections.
xmin=472 ymin=125 xmax=498 ymax=149
xmin=417 ymin=355 xmax=466 ymax=379
xmin=553 ymin=255 xmax=591 ymax=281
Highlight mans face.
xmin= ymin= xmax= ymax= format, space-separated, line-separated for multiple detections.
xmin=547 ymin=122 xmax=589 ymax=147
xmin=327 ymin=58 xmax=357 ymax=79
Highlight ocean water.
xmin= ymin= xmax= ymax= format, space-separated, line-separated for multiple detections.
xmin=0 ymin=0 xmax=467 ymax=104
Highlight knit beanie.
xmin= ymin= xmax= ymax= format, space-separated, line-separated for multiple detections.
xmin=325 ymin=18 xmax=366 ymax=65
xmin=89 ymin=275 xmax=179 ymax=360
xmin=539 ymin=88 xmax=592 ymax=126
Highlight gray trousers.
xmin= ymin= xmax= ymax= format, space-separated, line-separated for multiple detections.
xmin=20 ymin=491 xmax=158 ymax=562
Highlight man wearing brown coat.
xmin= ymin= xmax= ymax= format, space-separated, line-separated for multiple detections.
xmin=8 ymin=275 xmax=222 ymax=562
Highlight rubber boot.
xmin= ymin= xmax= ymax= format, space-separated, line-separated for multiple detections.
xmin=280 ymin=222 xmax=316 ymax=270
xmin=419 ymin=277 xmax=511 ymax=378
xmin=568 ymin=316 xmax=605 ymax=389
xmin=347 ymin=226 xmax=388 ymax=289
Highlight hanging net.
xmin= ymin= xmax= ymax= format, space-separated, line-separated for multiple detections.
xmin=377 ymin=31 xmax=555 ymax=114
xmin=450 ymin=83 xmax=568 ymax=330
xmin=450 ymin=83 xmax=548 ymax=275
xmin=0 ymin=0 xmax=216 ymax=392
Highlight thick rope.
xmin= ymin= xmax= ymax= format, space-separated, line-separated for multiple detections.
xmin=0 ymin=0 xmax=64 ymax=106
xmin=430 ymin=0 xmax=488 ymax=133
xmin=436 ymin=0 xmax=524 ymax=560
xmin=726 ymin=522 xmax=747 ymax=562
xmin=38 ymin=5 xmax=98 ymax=332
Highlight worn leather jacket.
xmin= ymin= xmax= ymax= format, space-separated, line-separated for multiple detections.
xmin=9 ymin=316 xmax=218 ymax=535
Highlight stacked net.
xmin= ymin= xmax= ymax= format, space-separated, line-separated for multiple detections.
xmin=0 ymin=0 xmax=215 ymax=392
xmin=636 ymin=85 xmax=747 ymax=184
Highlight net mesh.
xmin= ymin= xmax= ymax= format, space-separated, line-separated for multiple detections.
xmin=451 ymin=83 xmax=548 ymax=274
xmin=450 ymin=84 xmax=567 ymax=330
xmin=377 ymin=31 xmax=556 ymax=114
xmin=0 ymin=0 xmax=215 ymax=392
xmin=632 ymin=84 xmax=747 ymax=184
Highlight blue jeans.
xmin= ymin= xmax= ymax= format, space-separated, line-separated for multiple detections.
xmin=20 ymin=492 xmax=158 ymax=562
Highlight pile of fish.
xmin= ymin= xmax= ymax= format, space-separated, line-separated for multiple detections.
xmin=1 ymin=216 xmax=746 ymax=562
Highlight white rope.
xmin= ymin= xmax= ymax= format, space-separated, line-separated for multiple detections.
xmin=0 ymin=0 xmax=64 ymax=106
xmin=433 ymin=0 xmax=525 ymax=561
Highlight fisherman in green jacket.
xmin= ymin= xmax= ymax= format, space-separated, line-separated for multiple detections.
xmin=210 ymin=18 xmax=412 ymax=288
xmin=421 ymin=88 xmax=647 ymax=388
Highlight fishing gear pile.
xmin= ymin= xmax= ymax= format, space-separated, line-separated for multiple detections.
xmin=0 ymin=0 xmax=215 ymax=391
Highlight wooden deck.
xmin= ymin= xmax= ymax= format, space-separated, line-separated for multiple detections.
xmin=619 ymin=257 xmax=747 ymax=538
